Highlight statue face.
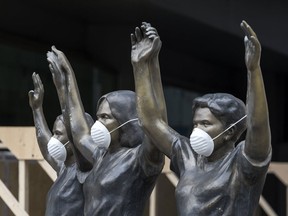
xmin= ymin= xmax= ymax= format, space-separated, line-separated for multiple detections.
xmin=193 ymin=107 xmax=225 ymax=152
xmin=53 ymin=118 xmax=68 ymax=144
xmin=96 ymin=99 xmax=120 ymax=145
xmin=52 ymin=118 xmax=72 ymax=157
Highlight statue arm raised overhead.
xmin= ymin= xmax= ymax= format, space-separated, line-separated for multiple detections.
xmin=241 ymin=21 xmax=271 ymax=162
xmin=131 ymin=22 xmax=176 ymax=159
xmin=47 ymin=47 xmax=95 ymax=167
xmin=28 ymin=72 xmax=61 ymax=172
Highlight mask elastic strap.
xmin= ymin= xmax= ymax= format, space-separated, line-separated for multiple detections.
xmin=108 ymin=118 xmax=139 ymax=134
xmin=212 ymin=115 xmax=247 ymax=141
xmin=63 ymin=141 xmax=69 ymax=147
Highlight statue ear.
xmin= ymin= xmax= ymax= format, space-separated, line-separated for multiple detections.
xmin=225 ymin=126 xmax=235 ymax=141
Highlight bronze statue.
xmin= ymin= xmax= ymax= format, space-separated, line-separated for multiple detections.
xmin=28 ymin=72 xmax=94 ymax=216
xmin=46 ymin=46 xmax=164 ymax=215
xmin=132 ymin=21 xmax=271 ymax=215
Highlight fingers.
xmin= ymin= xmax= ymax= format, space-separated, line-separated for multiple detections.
xmin=142 ymin=24 xmax=158 ymax=38
xmin=141 ymin=22 xmax=151 ymax=36
xmin=29 ymin=73 xmax=41 ymax=100
xmin=142 ymin=22 xmax=159 ymax=40
xmin=250 ymin=36 xmax=260 ymax=47
xmin=146 ymin=27 xmax=158 ymax=34
xmin=241 ymin=20 xmax=257 ymax=39
xmin=244 ymin=34 xmax=261 ymax=51
xmin=131 ymin=22 xmax=160 ymax=45
xmin=46 ymin=50 xmax=58 ymax=73
xmin=28 ymin=90 xmax=34 ymax=100
xmin=135 ymin=22 xmax=158 ymax=40
xmin=135 ymin=27 xmax=143 ymax=42
xmin=240 ymin=20 xmax=251 ymax=37
xmin=131 ymin=33 xmax=136 ymax=47
xmin=51 ymin=45 xmax=57 ymax=52
xmin=48 ymin=63 xmax=54 ymax=72
xmin=146 ymin=27 xmax=158 ymax=39
xmin=249 ymin=36 xmax=261 ymax=53
xmin=32 ymin=72 xmax=43 ymax=93
xmin=140 ymin=24 xmax=147 ymax=38
xmin=32 ymin=72 xmax=42 ymax=91
xmin=48 ymin=46 xmax=65 ymax=65
xmin=32 ymin=72 xmax=37 ymax=86
xmin=244 ymin=35 xmax=249 ymax=46
xmin=36 ymin=73 xmax=44 ymax=91
xmin=46 ymin=51 xmax=54 ymax=65
xmin=142 ymin=22 xmax=151 ymax=28
xmin=241 ymin=20 xmax=261 ymax=53
xmin=51 ymin=45 xmax=62 ymax=56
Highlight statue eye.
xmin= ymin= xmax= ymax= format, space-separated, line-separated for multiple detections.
xmin=96 ymin=114 xmax=110 ymax=120
xmin=202 ymin=121 xmax=210 ymax=127
xmin=100 ymin=114 xmax=110 ymax=119
xmin=54 ymin=130 xmax=62 ymax=136
xmin=103 ymin=114 xmax=109 ymax=119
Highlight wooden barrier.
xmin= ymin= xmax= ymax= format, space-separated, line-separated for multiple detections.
xmin=0 ymin=126 xmax=42 ymax=160
xmin=0 ymin=127 xmax=56 ymax=215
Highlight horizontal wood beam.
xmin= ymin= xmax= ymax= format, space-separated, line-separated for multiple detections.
xmin=0 ymin=126 xmax=43 ymax=160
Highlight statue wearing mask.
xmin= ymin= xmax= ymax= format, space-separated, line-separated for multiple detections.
xmin=132 ymin=21 xmax=271 ymax=216
xmin=29 ymin=72 xmax=94 ymax=216
xmin=46 ymin=45 xmax=165 ymax=216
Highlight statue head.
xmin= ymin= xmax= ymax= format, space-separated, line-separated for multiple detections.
xmin=53 ymin=113 xmax=94 ymax=157
xmin=97 ymin=90 xmax=143 ymax=148
xmin=191 ymin=93 xmax=247 ymax=142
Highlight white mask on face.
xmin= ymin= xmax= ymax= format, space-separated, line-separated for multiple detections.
xmin=190 ymin=115 xmax=247 ymax=157
xmin=190 ymin=128 xmax=214 ymax=157
xmin=90 ymin=121 xmax=111 ymax=149
xmin=47 ymin=137 xmax=68 ymax=162
xmin=90 ymin=118 xmax=138 ymax=149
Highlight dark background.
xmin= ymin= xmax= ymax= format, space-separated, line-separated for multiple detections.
xmin=0 ymin=0 xmax=287 ymax=214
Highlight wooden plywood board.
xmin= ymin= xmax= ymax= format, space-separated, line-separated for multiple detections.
xmin=0 ymin=126 xmax=43 ymax=160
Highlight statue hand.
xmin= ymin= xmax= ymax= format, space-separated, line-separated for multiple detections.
xmin=131 ymin=22 xmax=162 ymax=64
xmin=28 ymin=72 xmax=44 ymax=109
xmin=46 ymin=46 xmax=67 ymax=89
xmin=241 ymin=20 xmax=261 ymax=71
xmin=144 ymin=22 xmax=162 ymax=57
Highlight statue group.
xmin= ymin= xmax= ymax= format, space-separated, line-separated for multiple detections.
xmin=28 ymin=20 xmax=271 ymax=216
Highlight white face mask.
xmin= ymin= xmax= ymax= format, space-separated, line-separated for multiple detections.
xmin=90 ymin=118 xmax=138 ymax=149
xmin=190 ymin=115 xmax=247 ymax=157
xmin=47 ymin=137 xmax=68 ymax=162
xmin=190 ymin=128 xmax=214 ymax=157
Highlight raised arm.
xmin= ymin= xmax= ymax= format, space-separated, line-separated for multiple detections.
xmin=28 ymin=72 xmax=60 ymax=171
xmin=46 ymin=52 xmax=65 ymax=115
xmin=241 ymin=21 xmax=271 ymax=162
xmin=131 ymin=23 xmax=177 ymax=158
xmin=47 ymin=46 xmax=96 ymax=164
xmin=145 ymin=23 xmax=168 ymax=123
